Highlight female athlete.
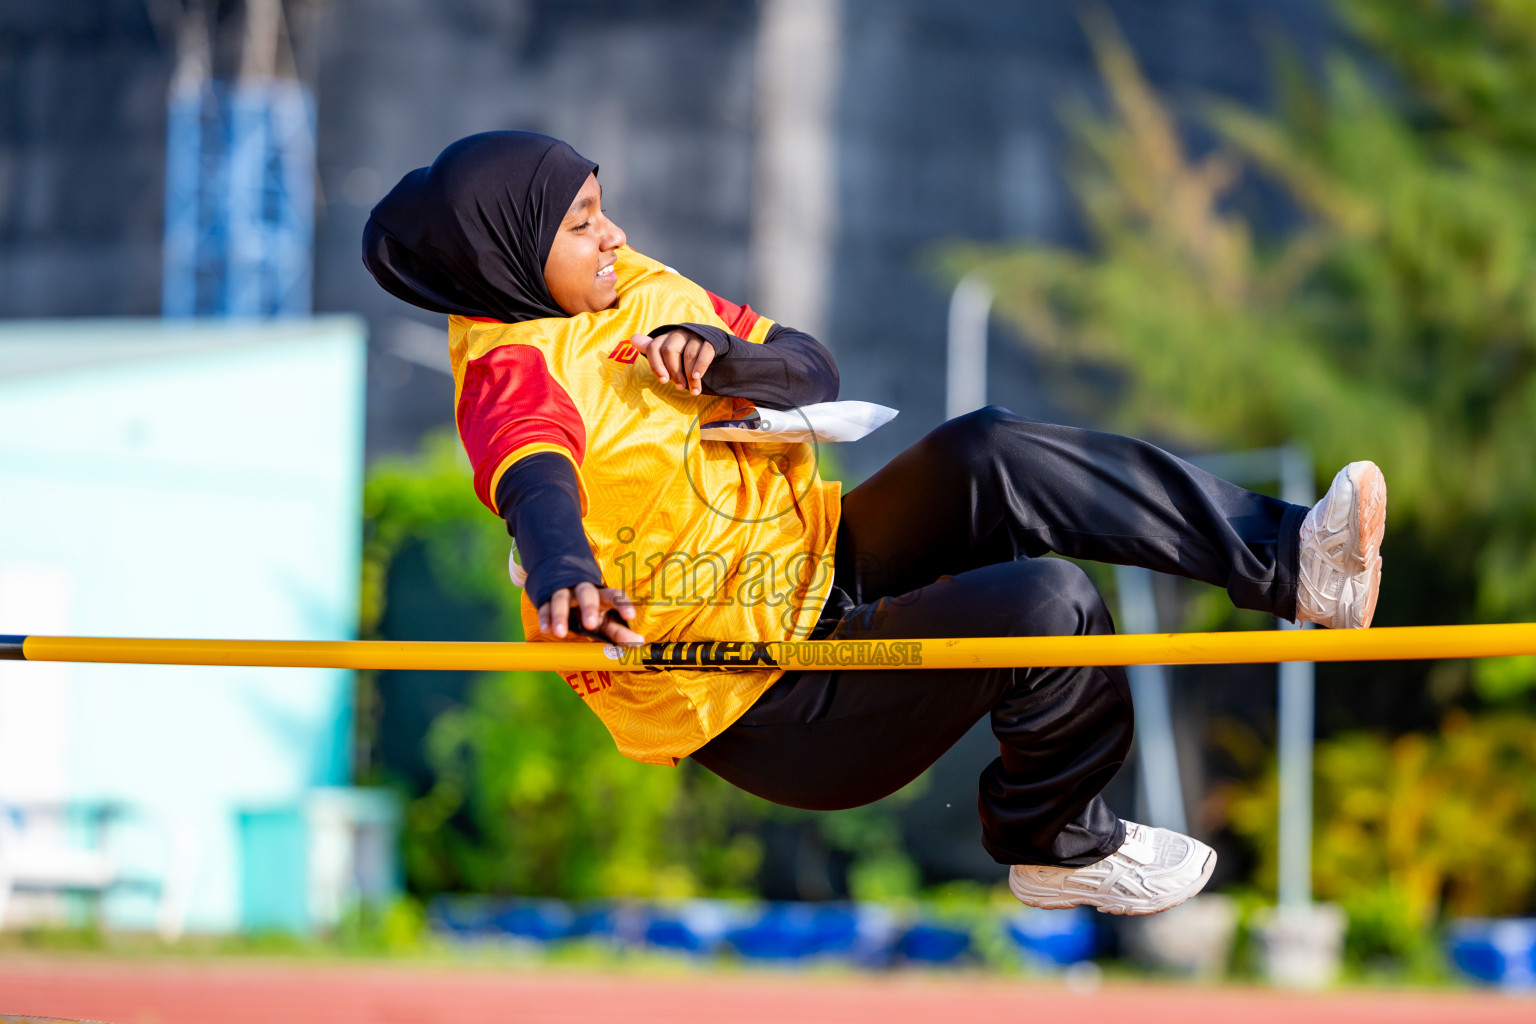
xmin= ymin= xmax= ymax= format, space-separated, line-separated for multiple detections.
xmin=363 ymin=131 xmax=1386 ymax=916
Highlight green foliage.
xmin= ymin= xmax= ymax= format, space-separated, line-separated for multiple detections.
xmin=331 ymin=897 xmax=436 ymax=956
xmin=1225 ymin=710 xmax=1536 ymax=920
xmin=1218 ymin=710 xmax=1536 ymax=971
xmin=362 ymin=432 xmax=920 ymax=902
xmin=405 ymin=668 xmax=766 ymax=900
xmin=950 ymin=0 xmax=1536 ymax=696
xmin=1335 ymin=881 xmax=1450 ymax=982
xmin=361 ymin=433 xmax=518 ymax=641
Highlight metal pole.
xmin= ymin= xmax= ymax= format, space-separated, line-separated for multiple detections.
xmin=1115 ymin=565 xmax=1188 ymax=834
xmin=1277 ymin=444 xmax=1316 ymax=909
xmin=752 ymin=0 xmax=841 ymax=342
xmin=946 ymin=274 xmax=992 ymax=420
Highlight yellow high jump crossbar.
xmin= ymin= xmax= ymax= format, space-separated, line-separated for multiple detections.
xmin=1 ymin=623 xmax=1533 ymax=673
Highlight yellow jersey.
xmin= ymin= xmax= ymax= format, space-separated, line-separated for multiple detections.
xmin=448 ymin=246 xmax=841 ymax=765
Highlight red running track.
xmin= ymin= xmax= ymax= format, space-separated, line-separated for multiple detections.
xmin=0 ymin=958 xmax=1531 ymax=1024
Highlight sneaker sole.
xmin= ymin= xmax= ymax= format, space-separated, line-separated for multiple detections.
xmin=1008 ymin=844 xmax=1218 ymax=917
xmin=1349 ymin=462 xmax=1387 ymax=629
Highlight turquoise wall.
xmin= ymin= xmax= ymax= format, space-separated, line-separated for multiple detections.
xmin=0 ymin=317 xmax=366 ymax=933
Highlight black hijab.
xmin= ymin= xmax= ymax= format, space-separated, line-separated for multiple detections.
xmin=362 ymin=131 xmax=599 ymax=323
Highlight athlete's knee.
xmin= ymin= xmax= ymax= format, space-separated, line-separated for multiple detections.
xmin=944 ymin=404 xmax=1062 ymax=471
xmin=1014 ymin=558 xmax=1113 ymax=638
xmin=944 ymin=404 xmax=1018 ymax=448
xmin=926 ymin=405 xmax=1015 ymax=473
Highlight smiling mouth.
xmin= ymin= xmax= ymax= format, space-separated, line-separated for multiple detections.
xmin=596 ymin=263 xmax=617 ymax=282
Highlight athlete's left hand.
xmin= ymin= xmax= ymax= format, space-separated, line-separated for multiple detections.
xmin=632 ymin=330 xmax=714 ymax=396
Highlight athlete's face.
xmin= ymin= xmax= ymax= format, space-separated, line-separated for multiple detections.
xmin=544 ymin=173 xmax=627 ymax=315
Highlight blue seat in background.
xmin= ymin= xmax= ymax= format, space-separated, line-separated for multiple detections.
xmin=488 ymin=899 xmax=575 ymax=942
xmin=569 ymin=904 xmax=616 ymax=940
xmin=1005 ymin=908 xmax=1097 ymax=966
xmin=429 ymin=896 xmax=613 ymax=944
xmin=896 ymin=922 xmax=973 ymax=963
xmin=1448 ymin=918 xmax=1536 ymax=990
xmin=642 ymin=899 xmax=744 ymax=955
xmin=724 ymin=902 xmax=861 ymax=960
xmin=428 ymin=894 xmax=1103 ymax=973
xmin=644 ymin=915 xmax=709 ymax=952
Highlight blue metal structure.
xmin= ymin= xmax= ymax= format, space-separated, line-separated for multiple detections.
xmin=162 ymin=78 xmax=315 ymax=318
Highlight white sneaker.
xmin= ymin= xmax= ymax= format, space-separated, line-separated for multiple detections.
xmin=1008 ymin=821 xmax=1217 ymax=917
xmin=1296 ymin=461 xmax=1387 ymax=629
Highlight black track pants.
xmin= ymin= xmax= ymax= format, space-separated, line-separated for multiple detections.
xmin=691 ymin=406 xmax=1308 ymax=867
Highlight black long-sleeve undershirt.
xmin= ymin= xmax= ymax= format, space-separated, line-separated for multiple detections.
xmin=498 ymin=451 xmax=597 ymax=610
xmin=653 ymin=322 xmax=839 ymax=410
xmin=497 ymin=322 xmax=838 ymax=612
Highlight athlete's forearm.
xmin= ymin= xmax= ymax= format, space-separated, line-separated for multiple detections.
xmin=495 ymin=452 xmax=603 ymax=607
xmin=648 ymin=322 xmax=839 ymax=409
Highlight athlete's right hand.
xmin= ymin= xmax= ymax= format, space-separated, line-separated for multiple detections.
xmin=538 ymin=582 xmax=645 ymax=645
xmin=631 ymin=329 xmax=715 ymax=396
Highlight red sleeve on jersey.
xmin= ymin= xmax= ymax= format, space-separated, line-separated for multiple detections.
xmin=456 ymin=344 xmax=587 ymax=511
xmin=707 ymin=291 xmax=762 ymax=339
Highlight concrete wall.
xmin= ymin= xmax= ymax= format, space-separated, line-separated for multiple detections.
xmin=0 ymin=2 xmax=171 ymax=317
xmin=1 ymin=0 xmax=1332 ymax=466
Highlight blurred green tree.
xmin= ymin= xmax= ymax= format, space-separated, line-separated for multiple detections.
xmin=1217 ymin=710 xmax=1536 ymax=968
xmin=952 ymin=0 xmax=1536 ymax=698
